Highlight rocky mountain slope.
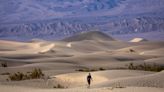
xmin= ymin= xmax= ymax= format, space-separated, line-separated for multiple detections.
xmin=0 ymin=0 xmax=164 ymax=41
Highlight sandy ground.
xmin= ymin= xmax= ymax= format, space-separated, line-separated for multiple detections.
xmin=0 ymin=36 xmax=164 ymax=92
xmin=0 ymin=85 xmax=164 ymax=92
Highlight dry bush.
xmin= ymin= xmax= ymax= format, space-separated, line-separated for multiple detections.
xmin=8 ymin=68 xmax=44 ymax=81
xmin=1 ymin=62 xmax=8 ymax=67
xmin=53 ymin=84 xmax=65 ymax=88
xmin=127 ymin=63 xmax=164 ymax=72
xmin=99 ymin=67 xmax=106 ymax=71
xmin=76 ymin=67 xmax=106 ymax=72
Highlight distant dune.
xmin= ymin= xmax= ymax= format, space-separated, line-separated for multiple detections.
xmin=130 ymin=38 xmax=148 ymax=42
xmin=62 ymin=31 xmax=115 ymax=42
xmin=0 ymin=40 xmax=55 ymax=54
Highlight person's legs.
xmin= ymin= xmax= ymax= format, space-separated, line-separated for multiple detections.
xmin=87 ymin=80 xmax=91 ymax=88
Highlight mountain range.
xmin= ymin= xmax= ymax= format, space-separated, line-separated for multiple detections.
xmin=0 ymin=0 xmax=164 ymax=41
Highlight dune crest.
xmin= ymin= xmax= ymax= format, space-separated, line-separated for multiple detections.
xmin=62 ymin=31 xmax=115 ymax=42
xmin=130 ymin=38 xmax=148 ymax=42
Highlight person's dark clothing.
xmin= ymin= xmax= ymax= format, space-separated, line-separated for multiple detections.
xmin=87 ymin=75 xmax=92 ymax=85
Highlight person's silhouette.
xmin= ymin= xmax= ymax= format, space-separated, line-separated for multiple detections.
xmin=87 ymin=73 xmax=92 ymax=88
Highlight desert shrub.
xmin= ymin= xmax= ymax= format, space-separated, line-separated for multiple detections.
xmin=76 ymin=68 xmax=96 ymax=72
xmin=1 ymin=62 xmax=7 ymax=67
xmin=53 ymin=84 xmax=65 ymax=88
xmin=76 ymin=69 xmax=85 ymax=72
xmin=99 ymin=67 xmax=106 ymax=71
xmin=129 ymin=49 xmax=135 ymax=52
xmin=76 ymin=67 xmax=106 ymax=72
xmin=9 ymin=72 xmax=24 ymax=81
xmin=76 ymin=69 xmax=91 ymax=72
xmin=8 ymin=68 xmax=44 ymax=81
xmin=29 ymin=68 xmax=44 ymax=79
xmin=6 ymin=79 xmax=9 ymax=81
xmin=128 ymin=63 xmax=136 ymax=70
xmin=127 ymin=63 xmax=164 ymax=72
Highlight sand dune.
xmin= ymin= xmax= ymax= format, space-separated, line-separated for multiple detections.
xmin=0 ymin=85 xmax=164 ymax=92
xmin=0 ymin=40 xmax=55 ymax=54
xmin=95 ymin=71 xmax=164 ymax=88
xmin=63 ymin=31 xmax=115 ymax=42
xmin=141 ymin=48 xmax=164 ymax=56
xmin=52 ymin=70 xmax=154 ymax=88
xmin=144 ymin=57 xmax=164 ymax=65
xmin=130 ymin=38 xmax=148 ymax=42
xmin=0 ymin=38 xmax=164 ymax=92
xmin=118 ymin=42 xmax=164 ymax=53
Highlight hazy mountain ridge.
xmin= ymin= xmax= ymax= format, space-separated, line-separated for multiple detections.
xmin=103 ymin=17 xmax=164 ymax=35
xmin=0 ymin=16 xmax=164 ymax=41
xmin=0 ymin=21 xmax=94 ymax=40
xmin=0 ymin=0 xmax=164 ymax=40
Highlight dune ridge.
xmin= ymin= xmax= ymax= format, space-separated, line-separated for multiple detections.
xmin=0 ymin=32 xmax=164 ymax=92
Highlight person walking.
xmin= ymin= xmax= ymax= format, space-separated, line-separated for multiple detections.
xmin=87 ymin=73 xmax=92 ymax=88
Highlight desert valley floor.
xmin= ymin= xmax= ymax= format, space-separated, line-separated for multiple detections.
xmin=0 ymin=32 xmax=164 ymax=92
